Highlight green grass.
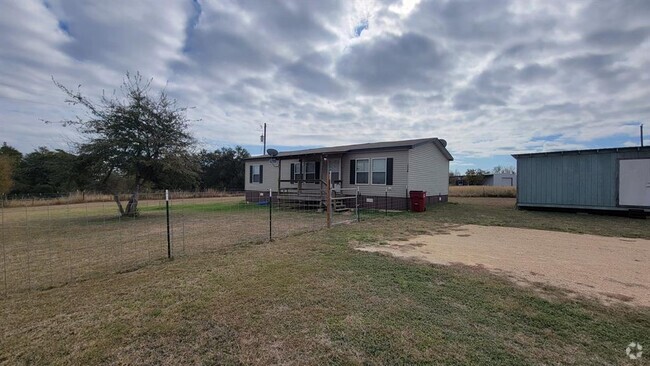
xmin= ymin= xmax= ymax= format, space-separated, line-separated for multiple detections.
xmin=435 ymin=198 xmax=650 ymax=239
xmin=2 ymin=198 xmax=648 ymax=364
xmin=140 ymin=199 xmax=260 ymax=213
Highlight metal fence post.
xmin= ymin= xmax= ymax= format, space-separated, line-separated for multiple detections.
xmin=166 ymin=190 xmax=171 ymax=259
xmin=356 ymin=187 xmax=360 ymax=222
xmin=1 ymin=195 xmax=6 ymax=297
xmin=385 ymin=188 xmax=388 ymax=217
xmin=269 ymin=188 xmax=273 ymax=242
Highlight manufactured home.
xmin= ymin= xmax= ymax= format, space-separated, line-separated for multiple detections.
xmin=513 ymin=146 xmax=650 ymax=213
xmin=244 ymin=137 xmax=453 ymax=210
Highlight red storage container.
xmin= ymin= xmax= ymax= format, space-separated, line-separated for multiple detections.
xmin=409 ymin=191 xmax=427 ymax=212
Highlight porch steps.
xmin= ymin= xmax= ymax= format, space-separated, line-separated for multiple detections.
xmin=332 ymin=199 xmax=349 ymax=212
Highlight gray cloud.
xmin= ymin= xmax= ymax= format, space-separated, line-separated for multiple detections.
xmin=1 ymin=0 xmax=650 ymax=168
xmin=276 ymin=55 xmax=345 ymax=99
xmin=336 ymin=32 xmax=451 ymax=93
xmin=584 ymin=27 xmax=650 ymax=50
xmin=232 ymin=0 xmax=342 ymax=47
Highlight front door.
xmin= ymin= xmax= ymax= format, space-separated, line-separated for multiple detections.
xmin=328 ymin=158 xmax=341 ymax=192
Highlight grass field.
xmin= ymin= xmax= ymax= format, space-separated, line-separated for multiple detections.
xmin=445 ymin=197 xmax=649 ymax=238
xmin=449 ymin=185 xmax=517 ymax=197
xmin=0 ymin=196 xmax=332 ymax=294
xmin=2 ymin=190 xmax=243 ymax=208
xmin=1 ymin=197 xmax=648 ymax=364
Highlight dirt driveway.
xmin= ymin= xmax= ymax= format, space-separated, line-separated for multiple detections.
xmin=358 ymin=225 xmax=650 ymax=307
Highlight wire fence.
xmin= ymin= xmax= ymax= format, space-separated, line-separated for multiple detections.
xmin=0 ymin=190 xmax=406 ymax=295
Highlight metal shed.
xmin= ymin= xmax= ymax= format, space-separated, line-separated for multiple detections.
xmin=512 ymin=146 xmax=650 ymax=213
xmin=483 ymin=173 xmax=517 ymax=187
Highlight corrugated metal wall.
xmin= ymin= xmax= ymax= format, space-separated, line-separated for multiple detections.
xmin=517 ymin=149 xmax=650 ymax=209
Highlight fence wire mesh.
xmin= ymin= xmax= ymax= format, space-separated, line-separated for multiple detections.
xmin=0 ymin=190 xmax=402 ymax=295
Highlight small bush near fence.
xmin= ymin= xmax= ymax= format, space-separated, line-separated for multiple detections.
xmin=449 ymin=186 xmax=516 ymax=198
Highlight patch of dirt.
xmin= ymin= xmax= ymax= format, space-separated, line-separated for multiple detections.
xmin=357 ymin=225 xmax=650 ymax=307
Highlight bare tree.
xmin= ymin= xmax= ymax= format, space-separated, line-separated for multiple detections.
xmin=492 ymin=165 xmax=516 ymax=174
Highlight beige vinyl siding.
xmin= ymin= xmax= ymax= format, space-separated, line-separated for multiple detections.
xmin=244 ymin=160 xmax=279 ymax=192
xmin=245 ymin=158 xmax=324 ymax=192
xmin=407 ymin=141 xmax=449 ymax=196
xmin=342 ymin=149 xmax=409 ymax=198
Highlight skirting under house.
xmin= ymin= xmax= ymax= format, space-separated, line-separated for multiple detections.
xmin=245 ymin=190 xmax=448 ymax=211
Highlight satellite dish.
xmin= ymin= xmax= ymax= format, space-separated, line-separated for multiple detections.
xmin=439 ymin=139 xmax=447 ymax=147
xmin=267 ymin=148 xmax=278 ymax=157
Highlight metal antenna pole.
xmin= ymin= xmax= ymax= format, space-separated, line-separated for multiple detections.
xmin=263 ymin=123 xmax=267 ymax=154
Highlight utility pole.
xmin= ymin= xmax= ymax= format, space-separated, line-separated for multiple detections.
xmin=641 ymin=124 xmax=644 ymax=147
xmin=262 ymin=123 xmax=267 ymax=154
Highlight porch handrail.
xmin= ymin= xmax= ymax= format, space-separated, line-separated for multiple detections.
xmin=278 ymin=178 xmax=327 ymax=185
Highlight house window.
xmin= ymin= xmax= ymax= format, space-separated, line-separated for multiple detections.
xmin=356 ymin=159 xmax=369 ymax=184
xmin=292 ymin=163 xmax=302 ymax=182
xmin=252 ymin=165 xmax=261 ymax=183
xmin=372 ymin=158 xmax=387 ymax=185
xmin=305 ymin=162 xmax=317 ymax=181
xmin=329 ymin=159 xmax=340 ymax=182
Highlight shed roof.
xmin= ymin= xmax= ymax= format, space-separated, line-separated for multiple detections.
xmin=512 ymin=146 xmax=650 ymax=159
xmin=246 ymin=137 xmax=454 ymax=161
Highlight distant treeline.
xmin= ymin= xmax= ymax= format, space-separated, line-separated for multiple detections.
xmin=0 ymin=142 xmax=250 ymax=195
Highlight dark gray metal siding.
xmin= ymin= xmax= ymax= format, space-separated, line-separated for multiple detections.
xmin=516 ymin=149 xmax=650 ymax=210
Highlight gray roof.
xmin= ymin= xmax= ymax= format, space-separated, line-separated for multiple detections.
xmin=512 ymin=146 xmax=650 ymax=159
xmin=246 ymin=137 xmax=453 ymax=161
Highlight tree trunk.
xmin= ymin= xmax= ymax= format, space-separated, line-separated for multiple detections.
xmin=124 ymin=184 xmax=140 ymax=217
xmin=113 ymin=193 xmax=125 ymax=216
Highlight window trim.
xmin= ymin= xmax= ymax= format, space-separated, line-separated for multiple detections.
xmin=355 ymin=158 xmax=370 ymax=185
xmin=252 ymin=165 xmax=261 ymax=183
xmin=371 ymin=157 xmax=387 ymax=186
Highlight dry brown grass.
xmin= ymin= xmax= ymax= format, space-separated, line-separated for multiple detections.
xmin=449 ymin=185 xmax=516 ymax=197
xmin=0 ymin=196 xmax=328 ymax=294
xmin=2 ymin=189 xmax=244 ymax=208
xmin=1 ymin=200 xmax=648 ymax=364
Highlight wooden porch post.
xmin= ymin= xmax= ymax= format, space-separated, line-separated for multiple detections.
xmin=320 ymin=155 xmax=324 ymax=199
xmin=298 ymin=159 xmax=302 ymax=194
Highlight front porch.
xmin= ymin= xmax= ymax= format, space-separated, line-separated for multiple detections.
xmin=275 ymin=153 xmax=355 ymax=211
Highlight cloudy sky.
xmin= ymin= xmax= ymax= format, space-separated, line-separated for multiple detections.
xmin=1 ymin=0 xmax=649 ymax=171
